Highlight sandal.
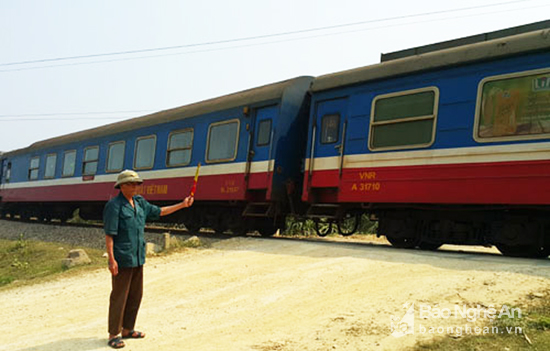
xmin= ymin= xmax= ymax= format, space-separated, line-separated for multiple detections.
xmin=108 ymin=336 xmax=125 ymax=349
xmin=122 ymin=330 xmax=146 ymax=339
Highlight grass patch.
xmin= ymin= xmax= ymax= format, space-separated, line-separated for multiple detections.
xmin=0 ymin=235 xmax=106 ymax=290
xmin=282 ymin=214 xmax=378 ymax=237
xmin=413 ymin=292 xmax=550 ymax=350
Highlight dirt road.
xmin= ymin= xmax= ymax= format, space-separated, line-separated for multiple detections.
xmin=1 ymin=237 xmax=549 ymax=351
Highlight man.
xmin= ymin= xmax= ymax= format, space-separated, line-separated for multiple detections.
xmin=104 ymin=169 xmax=194 ymax=349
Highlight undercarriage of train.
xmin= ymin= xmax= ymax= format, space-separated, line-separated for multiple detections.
xmin=1 ymin=201 xmax=549 ymax=259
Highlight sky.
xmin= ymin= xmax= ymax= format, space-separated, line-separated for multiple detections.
xmin=1 ymin=0 xmax=549 ymax=152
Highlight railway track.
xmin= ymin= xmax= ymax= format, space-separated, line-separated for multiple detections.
xmin=2 ymin=216 xmax=255 ymax=239
xmin=3 ymin=216 xmax=546 ymax=260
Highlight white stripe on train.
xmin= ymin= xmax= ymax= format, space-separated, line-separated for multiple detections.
xmin=305 ymin=142 xmax=550 ymax=171
xmin=1 ymin=160 xmax=272 ymax=190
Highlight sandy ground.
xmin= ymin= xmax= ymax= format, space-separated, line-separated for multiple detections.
xmin=0 ymin=237 xmax=549 ymax=351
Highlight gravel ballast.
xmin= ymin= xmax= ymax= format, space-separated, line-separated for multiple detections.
xmin=0 ymin=219 xmax=167 ymax=250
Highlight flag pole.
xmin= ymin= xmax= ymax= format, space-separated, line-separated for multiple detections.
xmin=189 ymin=162 xmax=201 ymax=197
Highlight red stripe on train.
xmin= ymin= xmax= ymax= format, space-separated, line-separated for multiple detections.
xmin=1 ymin=172 xmax=270 ymax=203
xmin=302 ymin=160 xmax=550 ymax=205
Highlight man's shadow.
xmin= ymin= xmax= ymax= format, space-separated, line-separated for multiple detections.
xmin=17 ymin=337 xmax=107 ymax=351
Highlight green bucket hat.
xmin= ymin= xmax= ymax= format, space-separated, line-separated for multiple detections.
xmin=114 ymin=169 xmax=143 ymax=189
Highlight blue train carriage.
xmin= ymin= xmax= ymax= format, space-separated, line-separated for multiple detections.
xmin=0 ymin=152 xmax=5 ymax=212
xmin=303 ymin=24 xmax=550 ymax=257
xmin=0 ymin=76 xmax=313 ymax=235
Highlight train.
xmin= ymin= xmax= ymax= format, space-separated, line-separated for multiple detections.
xmin=2 ymin=22 xmax=550 ymax=258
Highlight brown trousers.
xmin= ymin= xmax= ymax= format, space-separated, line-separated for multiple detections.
xmin=108 ymin=266 xmax=143 ymax=335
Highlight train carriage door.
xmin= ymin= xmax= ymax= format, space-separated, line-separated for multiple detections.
xmin=309 ymin=98 xmax=348 ymax=181
xmin=0 ymin=158 xmax=4 ymax=186
xmin=247 ymin=105 xmax=278 ymax=192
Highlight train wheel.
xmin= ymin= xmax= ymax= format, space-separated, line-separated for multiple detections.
xmin=313 ymin=218 xmax=334 ymax=237
xmin=417 ymin=242 xmax=443 ymax=251
xmin=380 ymin=216 xmax=419 ymax=249
xmin=204 ymin=213 xmax=225 ymax=234
xmin=386 ymin=235 xmax=418 ymax=249
xmin=229 ymin=219 xmax=249 ymax=236
xmin=231 ymin=225 xmax=249 ymax=236
xmin=210 ymin=225 xmax=226 ymax=234
xmin=184 ymin=222 xmax=202 ymax=233
xmin=337 ymin=213 xmax=360 ymax=236
xmin=258 ymin=223 xmax=278 ymax=237
xmin=496 ymin=244 xmax=550 ymax=258
xmin=227 ymin=213 xmax=248 ymax=236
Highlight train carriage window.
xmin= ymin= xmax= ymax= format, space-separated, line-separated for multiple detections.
xmin=206 ymin=119 xmax=240 ymax=163
xmin=167 ymin=129 xmax=193 ymax=167
xmin=62 ymin=150 xmax=76 ymax=177
xmin=5 ymin=162 xmax=11 ymax=182
xmin=320 ymin=114 xmax=340 ymax=144
xmin=44 ymin=154 xmax=57 ymax=179
xmin=134 ymin=135 xmax=156 ymax=170
xmin=28 ymin=156 xmax=40 ymax=180
xmin=475 ymin=68 xmax=550 ymax=142
xmin=83 ymin=146 xmax=99 ymax=176
xmin=257 ymin=119 xmax=272 ymax=146
xmin=369 ymin=87 xmax=439 ymax=151
xmin=106 ymin=141 xmax=125 ymax=173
